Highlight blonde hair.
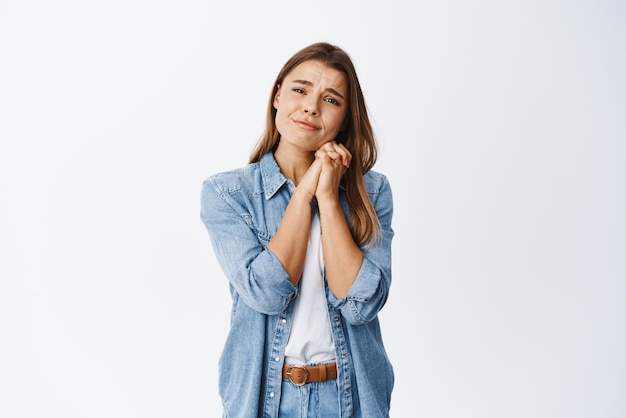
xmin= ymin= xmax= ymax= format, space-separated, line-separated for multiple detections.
xmin=250 ymin=42 xmax=380 ymax=247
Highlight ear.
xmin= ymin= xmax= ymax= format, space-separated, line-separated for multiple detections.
xmin=273 ymin=85 xmax=281 ymax=109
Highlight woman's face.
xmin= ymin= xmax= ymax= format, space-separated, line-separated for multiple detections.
xmin=273 ymin=60 xmax=348 ymax=153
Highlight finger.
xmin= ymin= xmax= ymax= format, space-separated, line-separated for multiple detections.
xmin=332 ymin=143 xmax=351 ymax=167
xmin=323 ymin=141 xmax=337 ymax=152
xmin=314 ymin=149 xmax=328 ymax=161
xmin=326 ymin=151 xmax=346 ymax=167
xmin=315 ymin=149 xmax=335 ymax=164
xmin=316 ymin=150 xmax=344 ymax=173
xmin=318 ymin=142 xmax=344 ymax=165
xmin=316 ymin=147 xmax=341 ymax=164
xmin=324 ymin=150 xmax=343 ymax=163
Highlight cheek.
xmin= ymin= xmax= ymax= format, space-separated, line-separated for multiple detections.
xmin=275 ymin=104 xmax=287 ymax=121
xmin=331 ymin=112 xmax=348 ymax=132
xmin=274 ymin=110 xmax=284 ymax=130
xmin=274 ymin=107 xmax=290 ymax=133
xmin=275 ymin=101 xmax=293 ymax=119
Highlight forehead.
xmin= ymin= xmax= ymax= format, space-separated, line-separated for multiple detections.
xmin=284 ymin=60 xmax=347 ymax=93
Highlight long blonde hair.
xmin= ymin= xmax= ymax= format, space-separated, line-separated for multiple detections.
xmin=250 ymin=42 xmax=380 ymax=247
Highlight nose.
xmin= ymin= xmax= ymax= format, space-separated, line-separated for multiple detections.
xmin=303 ymin=99 xmax=318 ymax=116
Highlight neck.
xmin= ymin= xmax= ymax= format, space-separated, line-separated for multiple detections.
xmin=274 ymin=143 xmax=314 ymax=185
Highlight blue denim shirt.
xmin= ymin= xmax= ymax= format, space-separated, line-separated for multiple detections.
xmin=200 ymin=152 xmax=394 ymax=417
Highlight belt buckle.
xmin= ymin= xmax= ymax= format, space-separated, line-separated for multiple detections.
xmin=286 ymin=365 xmax=309 ymax=386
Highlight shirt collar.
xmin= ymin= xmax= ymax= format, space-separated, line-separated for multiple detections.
xmin=260 ymin=152 xmax=289 ymax=199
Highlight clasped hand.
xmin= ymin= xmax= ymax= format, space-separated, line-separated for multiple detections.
xmin=299 ymin=141 xmax=351 ymax=202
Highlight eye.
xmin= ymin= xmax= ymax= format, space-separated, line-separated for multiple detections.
xmin=325 ymin=97 xmax=340 ymax=106
xmin=292 ymin=88 xmax=305 ymax=94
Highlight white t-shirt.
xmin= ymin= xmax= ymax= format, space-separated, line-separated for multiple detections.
xmin=284 ymin=212 xmax=335 ymax=365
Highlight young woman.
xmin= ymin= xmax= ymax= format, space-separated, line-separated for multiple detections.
xmin=201 ymin=42 xmax=394 ymax=417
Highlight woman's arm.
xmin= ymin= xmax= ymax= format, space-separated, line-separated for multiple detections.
xmin=201 ymin=178 xmax=297 ymax=315
xmin=315 ymin=142 xmax=363 ymax=299
xmin=266 ymin=159 xmax=321 ymax=286
xmin=329 ymin=174 xmax=394 ymax=325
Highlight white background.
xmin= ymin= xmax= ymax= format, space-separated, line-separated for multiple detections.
xmin=1 ymin=1 xmax=625 ymax=417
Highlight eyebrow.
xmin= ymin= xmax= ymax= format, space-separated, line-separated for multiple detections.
xmin=291 ymin=79 xmax=345 ymax=100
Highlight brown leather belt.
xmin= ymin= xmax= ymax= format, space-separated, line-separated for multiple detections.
xmin=282 ymin=363 xmax=337 ymax=386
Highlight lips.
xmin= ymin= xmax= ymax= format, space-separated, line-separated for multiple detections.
xmin=293 ymin=119 xmax=319 ymax=131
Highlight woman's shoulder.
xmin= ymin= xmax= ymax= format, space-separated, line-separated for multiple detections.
xmin=202 ymin=161 xmax=262 ymax=194
xmin=363 ymin=169 xmax=392 ymax=194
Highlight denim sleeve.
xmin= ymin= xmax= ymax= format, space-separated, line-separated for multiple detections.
xmin=327 ymin=175 xmax=394 ymax=325
xmin=200 ymin=179 xmax=297 ymax=315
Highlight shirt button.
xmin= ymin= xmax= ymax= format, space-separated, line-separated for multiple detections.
xmin=269 ymin=391 xmax=275 ymax=397
xmin=281 ymin=318 xmax=287 ymax=323
xmin=274 ymin=357 xmax=280 ymax=361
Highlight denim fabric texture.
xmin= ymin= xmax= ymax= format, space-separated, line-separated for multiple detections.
xmin=200 ymin=152 xmax=394 ymax=417
xmin=279 ymin=377 xmax=340 ymax=417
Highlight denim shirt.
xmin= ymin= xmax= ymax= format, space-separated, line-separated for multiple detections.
xmin=200 ymin=152 xmax=394 ymax=418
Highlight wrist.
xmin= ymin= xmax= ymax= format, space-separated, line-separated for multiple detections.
xmin=292 ymin=188 xmax=316 ymax=205
xmin=315 ymin=193 xmax=340 ymax=208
